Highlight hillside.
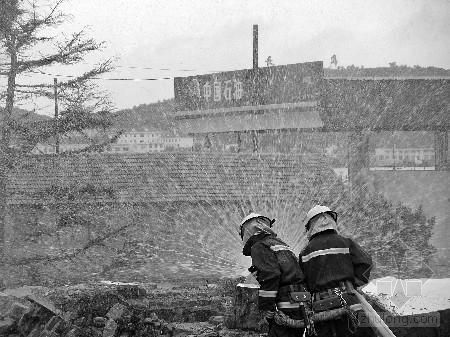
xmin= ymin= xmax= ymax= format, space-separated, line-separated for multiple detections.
xmin=113 ymin=99 xmax=175 ymax=131
xmin=325 ymin=64 xmax=450 ymax=78
xmin=10 ymin=108 xmax=51 ymax=123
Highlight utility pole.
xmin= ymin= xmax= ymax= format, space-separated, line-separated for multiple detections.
xmin=393 ymin=143 xmax=396 ymax=170
xmin=236 ymin=132 xmax=241 ymax=153
xmin=251 ymin=24 xmax=259 ymax=152
xmin=54 ymin=78 xmax=59 ymax=154
xmin=253 ymin=24 xmax=258 ymax=69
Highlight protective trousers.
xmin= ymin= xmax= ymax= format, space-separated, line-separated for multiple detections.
xmin=268 ymin=322 xmax=304 ymax=337
xmin=313 ymin=316 xmax=376 ymax=337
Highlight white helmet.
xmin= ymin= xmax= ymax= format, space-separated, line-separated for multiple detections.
xmin=304 ymin=205 xmax=337 ymax=230
xmin=239 ymin=212 xmax=275 ymax=240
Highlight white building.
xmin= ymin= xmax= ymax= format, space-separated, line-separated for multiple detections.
xmin=31 ymin=128 xmax=194 ymax=154
xmin=107 ymin=128 xmax=164 ymax=153
xmin=374 ymin=147 xmax=435 ymax=166
xmin=162 ymin=133 xmax=194 ymax=150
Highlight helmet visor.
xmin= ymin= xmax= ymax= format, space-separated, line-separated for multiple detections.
xmin=239 ymin=216 xmax=274 ymax=240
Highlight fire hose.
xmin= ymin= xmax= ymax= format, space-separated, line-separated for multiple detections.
xmin=272 ymin=303 xmax=363 ymax=328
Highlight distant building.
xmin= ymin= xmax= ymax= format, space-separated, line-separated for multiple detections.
xmin=162 ymin=132 xmax=193 ymax=151
xmin=374 ymin=147 xmax=435 ymax=167
xmin=31 ymin=128 xmax=194 ymax=154
xmin=106 ymin=128 xmax=165 ymax=153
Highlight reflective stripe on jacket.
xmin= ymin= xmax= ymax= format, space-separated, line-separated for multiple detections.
xmin=248 ymin=234 xmax=306 ymax=311
xmin=299 ymin=230 xmax=372 ymax=292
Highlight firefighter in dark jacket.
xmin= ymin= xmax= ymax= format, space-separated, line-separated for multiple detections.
xmin=299 ymin=205 xmax=374 ymax=337
xmin=240 ymin=212 xmax=307 ymax=337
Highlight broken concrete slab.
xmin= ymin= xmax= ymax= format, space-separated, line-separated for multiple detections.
xmin=225 ymin=283 xmax=261 ymax=331
xmin=99 ymin=281 xmax=147 ymax=298
xmin=6 ymin=302 xmax=30 ymax=320
xmin=25 ymin=294 xmax=62 ymax=317
xmin=363 ymin=277 xmax=450 ymax=337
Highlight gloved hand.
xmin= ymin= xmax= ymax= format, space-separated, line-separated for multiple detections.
xmin=262 ymin=310 xmax=275 ymax=320
xmin=259 ymin=310 xmax=275 ymax=328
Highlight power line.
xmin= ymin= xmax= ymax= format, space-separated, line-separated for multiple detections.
xmin=26 ymin=69 xmax=173 ymax=81
xmin=81 ymin=62 xmax=232 ymax=73
xmin=17 ymin=62 xmax=243 ymax=80
xmin=114 ymin=65 xmax=196 ymax=72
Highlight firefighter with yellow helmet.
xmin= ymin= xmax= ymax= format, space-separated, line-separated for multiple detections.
xmin=239 ymin=212 xmax=309 ymax=337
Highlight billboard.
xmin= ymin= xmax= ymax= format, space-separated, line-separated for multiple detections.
xmin=174 ymin=61 xmax=323 ymax=113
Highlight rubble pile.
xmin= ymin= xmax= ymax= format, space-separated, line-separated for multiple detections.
xmin=0 ymin=280 xmax=263 ymax=337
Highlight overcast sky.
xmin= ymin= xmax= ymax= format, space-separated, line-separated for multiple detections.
xmin=21 ymin=0 xmax=450 ymax=112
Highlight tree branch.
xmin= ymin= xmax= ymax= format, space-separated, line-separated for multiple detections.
xmin=17 ymin=30 xmax=104 ymax=72
xmin=6 ymin=222 xmax=134 ymax=266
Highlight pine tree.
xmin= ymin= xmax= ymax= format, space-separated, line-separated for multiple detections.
xmin=0 ymin=0 xmax=117 ymax=284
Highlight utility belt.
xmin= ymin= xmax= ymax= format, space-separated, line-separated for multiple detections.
xmin=271 ymin=281 xmax=362 ymax=333
xmin=277 ymin=283 xmax=310 ymax=310
xmin=312 ymin=282 xmax=359 ymax=313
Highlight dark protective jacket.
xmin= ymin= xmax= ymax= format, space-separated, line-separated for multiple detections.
xmin=243 ymin=233 xmax=306 ymax=312
xmin=299 ymin=229 xmax=373 ymax=292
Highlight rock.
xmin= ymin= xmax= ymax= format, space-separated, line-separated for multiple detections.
xmin=73 ymin=316 xmax=86 ymax=327
xmin=0 ymin=317 xmax=15 ymax=335
xmin=148 ymin=283 xmax=158 ymax=290
xmin=40 ymin=315 xmax=65 ymax=336
xmin=62 ymin=310 xmax=78 ymax=323
xmin=199 ymin=332 xmax=218 ymax=337
xmin=6 ymin=302 xmax=30 ymax=321
xmin=208 ymin=316 xmax=224 ymax=324
xmin=27 ymin=326 xmax=42 ymax=337
xmin=106 ymin=303 xmax=127 ymax=321
xmin=117 ymin=284 xmax=146 ymax=298
xmin=102 ymin=319 xmax=118 ymax=337
xmin=143 ymin=317 xmax=154 ymax=325
xmin=66 ymin=327 xmax=82 ymax=337
xmin=90 ymin=326 xmax=104 ymax=337
xmin=93 ymin=316 xmax=107 ymax=328
xmin=0 ymin=293 xmax=14 ymax=317
xmin=126 ymin=297 xmax=149 ymax=309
